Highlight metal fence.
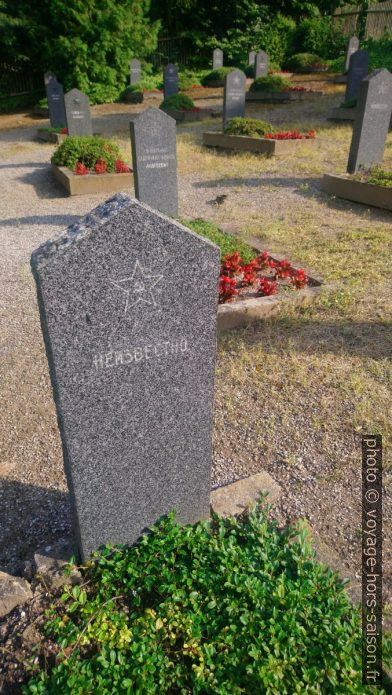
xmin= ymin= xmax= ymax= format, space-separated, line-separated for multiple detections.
xmin=147 ymin=35 xmax=195 ymax=68
xmin=333 ymin=1 xmax=392 ymax=38
xmin=0 ymin=64 xmax=43 ymax=101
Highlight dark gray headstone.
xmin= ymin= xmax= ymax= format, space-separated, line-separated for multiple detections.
xmin=344 ymin=35 xmax=359 ymax=73
xmin=130 ymin=59 xmax=142 ymax=85
xmin=347 ymin=69 xmax=392 ymax=173
xmin=163 ymin=64 xmax=178 ymax=100
xmin=223 ymin=69 xmax=246 ymax=126
xmin=64 ymin=88 xmax=92 ymax=136
xmin=44 ymin=73 xmax=66 ymax=129
xmin=345 ymin=49 xmax=369 ymax=102
xmin=31 ymin=194 xmax=220 ymax=561
xmin=213 ymin=48 xmax=223 ymax=70
xmin=248 ymin=50 xmax=256 ymax=66
xmin=130 ymin=108 xmax=178 ymax=217
xmin=255 ymin=50 xmax=269 ymax=79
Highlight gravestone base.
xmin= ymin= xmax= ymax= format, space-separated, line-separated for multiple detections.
xmin=322 ymin=173 xmax=392 ymax=211
xmin=246 ymin=90 xmax=323 ymax=102
xmin=52 ymin=164 xmax=133 ymax=196
xmin=203 ymin=131 xmax=316 ymax=157
xmin=210 ymin=472 xmax=282 ymax=517
xmin=332 ymin=74 xmax=348 ymax=84
xmin=160 ymin=107 xmax=213 ymax=122
xmin=37 ymin=129 xmax=67 ymax=144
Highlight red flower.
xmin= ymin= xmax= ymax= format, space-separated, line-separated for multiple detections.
xmin=94 ymin=158 xmax=108 ymax=175
xmin=60 ymin=127 xmax=68 ymax=134
xmin=276 ymin=259 xmax=293 ymax=279
xmin=291 ymin=268 xmax=309 ymax=289
xmin=254 ymin=251 xmax=270 ymax=270
xmin=263 ymin=130 xmax=316 ymax=140
xmin=221 ymin=251 xmax=243 ymax=277
xmin=75 ymin=161 xmax=88 ymax=176
xmin=219 ymin=275 xmax=238 ymax=302
xmin=240 ymin=260 xmax=258 ymax=286
xmin=258 ymin=277 xmax=277 ymax=296
xmin=115 ymin=159 xmax=131 ymax=173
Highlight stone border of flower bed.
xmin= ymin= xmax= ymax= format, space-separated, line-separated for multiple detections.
xmin=52 ymin=164 xmax=133 ymax=196
xmin=321 ymin=173 xmax=392 ymax=212
xmin=37 ymin=130 xmax=67 ymax=144
xmin=202 ymin=131 xmax=316 ymax=157
xmin=328 ymin=107 xmax=356 ymax=121
xmin=160 ymin=107 xmax=213 ymax=122
xmin=215 ymin=227 xmax=323 ymax=331
xmin=245 ymin=90 xmax=323 ymax=102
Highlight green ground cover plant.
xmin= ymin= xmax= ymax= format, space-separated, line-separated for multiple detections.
xmin=51 ymin=136 xmax=125 ymax=173
xmin=23 ymin=505 xmax=390 ymax=694
xmin=250 ymin=75 xmax=291 ymax=93
xmin=202 ymin=67 xmax=233 ymax=86
xmin=185 ymin=219 xmax=257 ymax=263
xmin=223 ymin=117 xmax=273 ymax=138
xmin=285 ymin=52 xmax=325 ymax=72
xmin=119 ymin=85 xmax=144 ymax=103
xmin=354 ymin=167 xmax=392 ymax=187
xmin=160 ymin=94 xmax=195 ymax=111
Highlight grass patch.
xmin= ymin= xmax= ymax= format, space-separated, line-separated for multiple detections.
xmin=185 ymin=218 xmax=257 ymax=263
xmin=23 ymin=505 xmax=390 ymax=694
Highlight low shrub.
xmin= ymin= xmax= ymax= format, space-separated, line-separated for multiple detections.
xmin=355 ymin=167 xmax=392 ymax=188
xmin=223 ymin=117 xmax=273 ymax=138
xmin=160 ymin=94 xmax=195 ymax=111
xmin=87 ymin=83 xmax=120 ymax=105
xmin=340 ymin=98 xmax=357 ymax=109
xmin=250 ymin=74 xmax=291 ymax=93
xmin=51 ymin=136 xmax=126 ymax=173
xmin=202 ymin=67 xmax=233 ymax=86
xmin=23 ymin=505 xmax=388 ymax=694
xmin=119 ymin=85 xmax=144 ymax=103
xmin=285 ymin=52 xmax=325 ymax=72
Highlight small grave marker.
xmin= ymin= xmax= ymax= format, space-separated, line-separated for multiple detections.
xmin=248 ymin=50 xmax=256 ymax=66
xmin=213 ymin=48 xmax=223 ymax=70
xmin=129 ymin=59 xmax=142 ymax=85
xmin=345 ymin=49 xmax=369 ymax=102
xmin=223 ymin=69 xmax=246 ymax=126
xmin=163 ymin=63 xmax=179 ymax=100
xmin=255 ymin=51 xmax=269 ymax=79
xmin=344 ymin=36 xmax=359 ymax=72
xmin=347 ymin=68 xmax=392 ymax=173
xmin=44 ymin=73 xmax=66 ymax=129
xmin=31 ymin=193 xmax=220 ymax=561
xmin=64 ymin=88 xmax=92 ymax=136
xmin=130 ymin=107 xmax=178 ymax=216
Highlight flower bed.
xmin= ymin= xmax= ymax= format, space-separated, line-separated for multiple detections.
xmin=203 ymin=119 xmax=316 ymax=156
xmin=159 ymin=93 xmax=212 ymax=121
xmin=186 ymin=220 xmax=322 ymax=330
xmin=322 ymin=170 xmax=392 ymax=211
xmin=37 ymin=127 xmax=68 ymax=144
xmin=51 ymin=136 xmax=133 ymax=196
xmin=246 ymin=75 xmax=323 ymax=101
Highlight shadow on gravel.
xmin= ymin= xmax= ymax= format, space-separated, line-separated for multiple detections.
xmin=0 ymin=162 xmax=48 ymax=169
xmin=0 ymin=214 xmax=80 ymax=227
xmin=222 ymin=317 xmax=392 ymax=362
xmin=0 ymin=479 xmax=71 ymax=575
xmin=17 ymin=167 xmax=66 ymax=199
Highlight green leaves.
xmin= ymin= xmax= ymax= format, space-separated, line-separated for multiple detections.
xmin=23 ymin=505 xmax=389 ymax=694
xmin=51 ymin=135 xmax=126 ymax=172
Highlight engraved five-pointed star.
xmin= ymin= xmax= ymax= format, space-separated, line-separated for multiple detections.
xmin=111 ymin=260 xmax=163 ymax=314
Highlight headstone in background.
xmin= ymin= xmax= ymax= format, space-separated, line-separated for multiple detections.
xmin=163 ymin=63 xmax=179 ymax=100
xmin=248 ymin=50 xmax=256 ymax=66
xmin=254 ymin=50 xmax=269 ymax=79
xmin=64 ymin=88 xmax=92 ymax=136
xmin=213 ymin=48 xmax=223 ymax=70
xmin=347 ymin=68 xmax=392 ymax=173
xmin=129 ymin=58 xmax=142 ymax=85
xmin=130 ymin=107 xmax=178 ymax=217
xmin=345 ymin=49 xmax=369 ymax=102
xmin=31 ymin=194 xmax=220 ymax=561
xmin=44 ymin=73 xmax=67 ymax=128
xmin=344 ymin=35 xmax=360 ymax=73
xmin=223 ymin=69 xmax=246 ymax=126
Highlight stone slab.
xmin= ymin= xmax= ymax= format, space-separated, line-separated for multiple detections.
xmin=203 ymin=131 xmax=316 ymax=157
xmin=130 ymin=58 xmax=142 ymax=85
xmin=322 ymin=173 xmax=392 ymax=211
xmin=52 ymin=164 xmax=133 ymax=196
xmin=213 ymin=48 xmax=223 ymax=69
xmin=345 ymin=35 xmax=360 ymax=72
xmin=44 ymin=73 xmax=67 ymax=129
xmin=163 ymin=64 xmax=179 ymax=100
xmin=345 ymin=49 xmax=369 ymax=102
xmin=328 ymin=107 xmax=356 ymax=121
xmin=223 ymin=70 xmax=246 ymax=125
xmin=37 ymin=129 xmax=67 ymax=144
xmin=160 ymin=108 xmax=212 ymax=122
xmin=34 ymin=538 xmax=81 ymax=589
xmin=31 ymin=194 xmax=220 ymax=561
xmin=65 ymin=88 xmax=92 ymax=136
xmin=255 ymin=51 xmax=269 ymax=79
xmin=246 ymin=90 xmax=323 ymax=102
xmin=211 ymin=472 xmax=282 ymax=517
xmin=332 ymin=74 xmax=348 ymax=84
xmin=0 ymin=571 xmax=32 ymax=618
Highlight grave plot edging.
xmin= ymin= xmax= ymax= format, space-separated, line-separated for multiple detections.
xmin=202 ymin=131 xmax=316 ymax=157
xmin=322 ymin=173 xmax=392 ymax=211
xmin=52 ymin=164 xmax=133 ymax=196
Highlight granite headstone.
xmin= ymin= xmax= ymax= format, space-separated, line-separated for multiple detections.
xmin=31 ymin=194 xmax=220 ymax=561
xmin=130 ymin=59 xmax=142 ymax=85
xmin=44 ymin=73 xmax=67 ymax=129
xmin=248 ymin=50 xmax=256 ymax=66
xmin=255 ymin=50 xmax=269 ymax=79
xmin=163 ymin=63 xmax=179 ymax=100
xmin=64 ymin=88 xmax=92 ymax=136
xmin=347 ymin=68 xmax=392 ymax=173
xmin=130 ymin=107 xmax=178 ymax=216
xmin=213 ymin=48 xmax=223 ymax=70
xmin=345 ymin=49 xmax=369 ymax=102
xmin=344 ymin=35 xmax=359 ymax=73
xmin=223 ymin=69 xmax=246 ymax=126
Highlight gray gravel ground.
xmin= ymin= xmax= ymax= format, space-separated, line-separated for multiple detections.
xmin=0 ymin=105 xmax=390 ymax=618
